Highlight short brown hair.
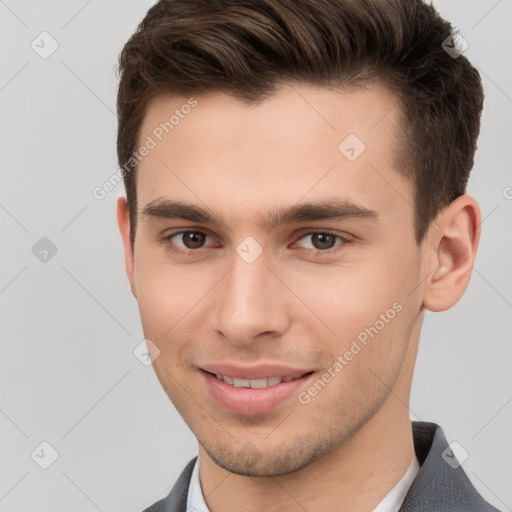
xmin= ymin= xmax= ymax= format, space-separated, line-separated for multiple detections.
xmin=116 ymin=0 xmax=484 ymax=247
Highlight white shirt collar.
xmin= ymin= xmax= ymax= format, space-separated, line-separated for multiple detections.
xmin=187 ymin=454 xmax=209 ymax=512
xmin=371 ymin=455 xmax=420 ymax=512
xmin=187 ymin=453 xmax=420 ymax=512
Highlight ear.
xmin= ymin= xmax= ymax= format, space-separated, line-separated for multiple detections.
xmin=422 ymin=195 xmax=481 ymax=312
xmin=116 ymin=196 xmax=137 ymax=298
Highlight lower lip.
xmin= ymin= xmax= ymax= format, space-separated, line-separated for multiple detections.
xmin=201 ymin=370 xmax=314 ymax=415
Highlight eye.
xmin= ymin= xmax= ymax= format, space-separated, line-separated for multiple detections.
xmin=161 ymin=230 xmax=215 ymax=252
xmin=294 ymin=231 xmax=350 ymax=253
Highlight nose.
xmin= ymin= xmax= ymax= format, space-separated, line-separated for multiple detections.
xmin=210 ymin=250 xmax=291 ymax=346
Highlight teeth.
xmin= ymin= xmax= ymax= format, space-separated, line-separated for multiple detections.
xmin=249 ymin=378 xmax=269 ymax=389
xmin=214 ymin=373 xmax=304 ymax=388
xmin=233 ymin=378 xmax=250 ymax=388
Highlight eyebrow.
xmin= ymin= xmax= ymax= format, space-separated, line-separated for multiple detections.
xmin=141 ymin=198 xmax=379 ymax=230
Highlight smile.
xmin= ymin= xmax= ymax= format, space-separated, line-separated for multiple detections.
xmin=201 ymin=369 xmax=315 ymax=415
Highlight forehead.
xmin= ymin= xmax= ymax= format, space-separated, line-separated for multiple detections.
xmin=135 ymin=83 xmax=413 ymax=232
xmin=139 ymin=83 xmax=400 ymax=157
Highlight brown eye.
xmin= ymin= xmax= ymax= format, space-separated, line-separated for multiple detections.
xmin=180 ymin=231 xmax=206 ymax=249
xmin=163 ymin=230 xmax=212 ymax=252
xmin=294 ymin=231 xmax=350 ymax=255
xmin=310 ymin=233 xmax=337 ymax=250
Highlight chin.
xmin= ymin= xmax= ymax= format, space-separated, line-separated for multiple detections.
xmin=199 ymin=436 xmax=326 ymax=477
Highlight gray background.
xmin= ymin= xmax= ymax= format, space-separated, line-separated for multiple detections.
xmin=0 ymin=1 xmax=510 ymax=510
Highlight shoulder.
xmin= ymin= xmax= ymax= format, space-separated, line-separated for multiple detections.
xmin=142 ymin=456 xmax=198 ymax=512
xmin=401 ymin=422 xmax=501 ymax=511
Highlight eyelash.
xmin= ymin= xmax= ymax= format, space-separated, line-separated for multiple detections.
xmin=159 ymin=229 xmax=351 ymax=258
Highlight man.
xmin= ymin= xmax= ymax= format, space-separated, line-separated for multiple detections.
xmin=115 ymin=0 xmax=500 ymax=510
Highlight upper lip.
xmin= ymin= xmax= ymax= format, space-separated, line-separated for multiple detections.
xmin=201 ymin=363 xmax=313 ymax=380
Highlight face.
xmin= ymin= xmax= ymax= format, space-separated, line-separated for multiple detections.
xmin=120 ymin=84 xmax=427 ymax=476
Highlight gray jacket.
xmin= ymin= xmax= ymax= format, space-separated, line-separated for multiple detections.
xmin=143 ymin=421 xmax=501 ymax=511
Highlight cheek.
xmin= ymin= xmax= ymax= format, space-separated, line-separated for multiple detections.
xmin=133 ymin=251 xmax=223 ymax=365
xmin=283 ymin=247 xmax=418 ymax=364
xmin=133 ymin=253 xmax=188 ymax=344
xmin=287 ymin=257 xmax=411 ymax=330
xmin=301 ymin=287 xmax=413 ymax=419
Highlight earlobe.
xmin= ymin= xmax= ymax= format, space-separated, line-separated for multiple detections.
xmin=116 ymin=196 xmax=137 ymax=298
xmin=422 ymin=195 xmax=480 ymax=312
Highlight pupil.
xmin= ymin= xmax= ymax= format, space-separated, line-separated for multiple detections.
xmin=313 ymin=233 xmax=335 ymax=250
xmin=184 ymin=232 xmax=205 ymax=249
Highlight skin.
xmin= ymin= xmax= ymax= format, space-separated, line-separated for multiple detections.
xmin=117 ymin=83 xmax=480 ymax=511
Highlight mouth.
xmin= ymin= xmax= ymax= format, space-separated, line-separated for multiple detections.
xmin=200 ymin=367 xmax=315 ymax=415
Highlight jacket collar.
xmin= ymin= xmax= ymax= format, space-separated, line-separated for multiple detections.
xmin=399 ymin=421 xmax=499 ymax=511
